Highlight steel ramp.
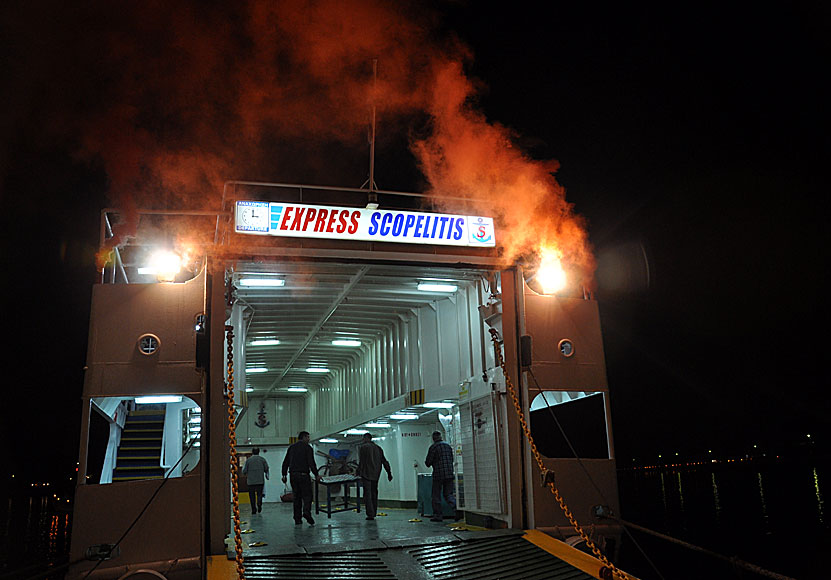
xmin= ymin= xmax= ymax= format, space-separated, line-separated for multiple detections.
xmin=240 ymin=530 xmax=602 ymax=580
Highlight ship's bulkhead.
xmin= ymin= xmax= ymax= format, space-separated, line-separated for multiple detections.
xmin=71 ymin=268 xmax=207 ymax=577
xmin=69 ymin=250 xmax=619 ymax=578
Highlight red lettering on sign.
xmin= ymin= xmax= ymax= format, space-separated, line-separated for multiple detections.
xmin=336 ymin=211 xmax=348 ymax=233
xmin=348 ymin=210 xmax=360 ymax=234
xmin=290 ymin=207 xmax=306 ymax=230
xmin=314 ymin=209 xmax=329 ymax=232
xmin=280 ymin=207 xmax=293 ymax=230
xmin=326 ymin=210 xmax=338 ymax=233
xmin=303 ymin=208 xmax=317 ymax=231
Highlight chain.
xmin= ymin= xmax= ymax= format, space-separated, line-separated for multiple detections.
xmin=225 ymin=324 xmax=245 ymax=578
xmin=488 ymin=328 xmax=630 ymax=580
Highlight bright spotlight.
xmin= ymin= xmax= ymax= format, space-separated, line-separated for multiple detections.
xmin=534 ymin=247 xmax=567 ymax=294
xmin=142 ymin=250 xmax=182 ymax=282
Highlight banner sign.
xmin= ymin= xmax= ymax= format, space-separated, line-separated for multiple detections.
xmin=235 ymin=201 xmax=496 ymax=247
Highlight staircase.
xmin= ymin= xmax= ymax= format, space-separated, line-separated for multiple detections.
xmin=113 ymin=408 xmax=166 ymax=482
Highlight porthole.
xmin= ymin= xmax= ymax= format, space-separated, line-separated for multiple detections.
xmin=558 ymin=338 xmax=575 ymax=358
xmin=138 ymin=334 xmax=161 ymax=356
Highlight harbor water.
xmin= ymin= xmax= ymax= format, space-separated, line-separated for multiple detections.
xmin=1 ymin=457 xmax=826 ymax=579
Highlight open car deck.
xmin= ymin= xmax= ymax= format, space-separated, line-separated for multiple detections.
xmin=209 ymin=502 xmax=617 ymax=580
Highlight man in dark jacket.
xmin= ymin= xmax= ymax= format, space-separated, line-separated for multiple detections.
xmin=281 ymin=431 xmax=319 ymax=525
xmin=357 ymin=432 xmax=393 ymax=520
xmin=425 ymin=431 xmax=458 ymax=522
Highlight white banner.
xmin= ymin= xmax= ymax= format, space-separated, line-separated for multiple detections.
xmin=235 ymin=201 xmax=496 ymax=247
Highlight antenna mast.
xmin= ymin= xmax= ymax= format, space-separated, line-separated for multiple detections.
xmin=364 ymin=59 xmax=379 ymax=206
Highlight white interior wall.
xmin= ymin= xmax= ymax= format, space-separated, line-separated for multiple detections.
xmin=307 ymin=282 xmax=493 ymax=438
xmin=236 ymin=397 xmax=305 ymax=444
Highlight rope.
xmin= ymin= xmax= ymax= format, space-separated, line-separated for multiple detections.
xmin=608 ymin=517 xmax=798 ymax=580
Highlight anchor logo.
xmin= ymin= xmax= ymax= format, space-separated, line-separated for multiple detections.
xmin=255 ymin=401 xmax=270 ymax=428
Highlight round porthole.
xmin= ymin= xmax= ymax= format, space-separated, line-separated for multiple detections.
xmin=138 ymin=334 xmax=161 ymax=356
xmin=558 ymin=339 xmax=575 ymax=358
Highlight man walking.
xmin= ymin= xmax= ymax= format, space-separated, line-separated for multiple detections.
xmin=425 ymin=431 xmax=458 ymax=522
xmin=242 ymin=447 xmax=269 ymax=515
xmin=357 ymin=432 xmax=393 ymax=520
xmin=281 ymin=431 xmax=319 ymax=525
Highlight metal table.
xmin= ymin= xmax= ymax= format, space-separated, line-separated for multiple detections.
xmin=314 ymin=474 xmax=362 ymax=518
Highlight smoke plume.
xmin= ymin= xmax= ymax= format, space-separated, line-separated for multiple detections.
xmin=28 ymin=0 xmax=595 ymax=285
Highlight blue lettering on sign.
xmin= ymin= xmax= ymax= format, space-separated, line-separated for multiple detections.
xmin=368 ymin=212 xmax=380 ymax=235
xmin=453 ymin=217 xmax=464 ymax=240
xmin=367 ymin=210 xmax=471 ymax=243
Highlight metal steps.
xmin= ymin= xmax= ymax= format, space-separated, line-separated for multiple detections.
xmin=113 ymin=408 xmax=165 ymax=482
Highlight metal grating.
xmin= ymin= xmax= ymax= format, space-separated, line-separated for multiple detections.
xmin=243 ymin=553 xmax=396 ymax=579
xmin=408 ymin=535 xmax=596 ymax=580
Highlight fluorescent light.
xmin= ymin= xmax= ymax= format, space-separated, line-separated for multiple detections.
xmin=390 ymin=413 xmax=418 ymax=420
xmin=319 ymin=438 xmax=338 ymax=443
xmin=188 ymin=417 xmax=202 ymax=423
xmin=287 ymin=387 xmax=308 ymax=392
xmin=345 ymin=429 xmax=367 ymax=435
xmin=245 ymin=387 xmax=254 ymax=393
xmin=365 ymin=423 xmax=390 ymax=428
xmin=423 ymin=402 xmax=455 ymax=409
xmin=135 ymin=395 xmax=183 ymax=404
xmin=418 ymin=283 xmax=458 ymax=293
xmin=239 ymin=278 xmax=285 ymax=287
xmin=250 ymin=339 xmax=280 ymax=346
xmin=331 ymin=339 xmax=361 ymax=347
xmin=306 ymin=367 xmax=329 ymax=373
xmin=246 ymin=367 xmax=268 ymax=373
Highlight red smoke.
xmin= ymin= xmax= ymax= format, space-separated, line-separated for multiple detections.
xmin=68 ymin=0 xmax=594 ymax=285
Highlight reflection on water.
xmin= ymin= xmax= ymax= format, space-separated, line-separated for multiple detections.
xmin=0 ymin=493 xmax=71 ymax=576
xmin=757 ymin=471 xmax=770 ymax=532
xmin=710 ymin=472 xmax=721 ymax=521
xmin=618 ymin=458 xmax=829 ymax=580
xmin=814 ymin=467 xmax=824 ymax=524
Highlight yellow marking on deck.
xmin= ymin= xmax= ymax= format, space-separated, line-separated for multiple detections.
xmin=522 ymin=529 xmax=637 ymax=580
xmin=206 ymin=555 xmax=237 ymax=580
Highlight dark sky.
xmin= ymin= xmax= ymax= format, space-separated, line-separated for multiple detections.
xmin=1 ymin=1 xmax=827 ymax=482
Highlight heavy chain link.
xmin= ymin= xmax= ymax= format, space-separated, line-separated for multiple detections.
xmin=225 ymin=324 xmax=245 ymax=578
xmin=488 ymin=328 xmax=630 ymax=580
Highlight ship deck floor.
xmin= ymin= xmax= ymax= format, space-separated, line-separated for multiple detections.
xmin=232 ymin=501 xmax=479 ymax=559
xmin=224 ymin=502 xmax=606 ymax=580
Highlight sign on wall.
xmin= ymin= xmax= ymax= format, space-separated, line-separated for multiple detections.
xmin=235 ymin=201 xmax=496 ymax=248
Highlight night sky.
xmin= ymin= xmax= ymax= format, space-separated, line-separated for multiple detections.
xmin=0 ymin=1 xmax=827 ymax=484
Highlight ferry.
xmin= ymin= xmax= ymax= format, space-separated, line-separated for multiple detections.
xmin=68 ymin=182 xmax=632 ymax=580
